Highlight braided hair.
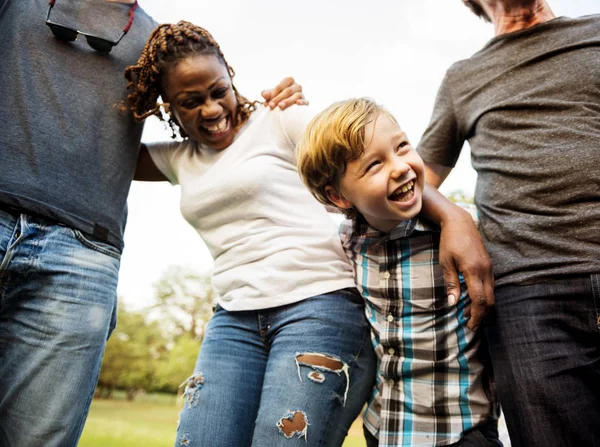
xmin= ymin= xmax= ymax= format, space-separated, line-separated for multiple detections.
xmin=124 ymin=20 xmax=257 ymax=139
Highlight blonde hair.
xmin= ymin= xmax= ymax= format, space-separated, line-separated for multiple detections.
xmin=296 ymin=97 xmax=395 ymax=217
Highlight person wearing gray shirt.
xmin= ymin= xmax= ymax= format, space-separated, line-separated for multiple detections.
xmin=0 ymin=1 xmax=303 ymax=445
xmin=417 ymin=1 xmax=600 ymax=446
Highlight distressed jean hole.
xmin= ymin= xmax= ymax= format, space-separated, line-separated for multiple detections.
xmin=277 ymin=410 xmax=309 ymax=440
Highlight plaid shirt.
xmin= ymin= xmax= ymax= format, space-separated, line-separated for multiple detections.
xmin=340 ymin=216 xmax=498 ymax=447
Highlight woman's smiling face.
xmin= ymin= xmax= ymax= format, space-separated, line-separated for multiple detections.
xmin=162 ymin=53 xmax=239 ymax=150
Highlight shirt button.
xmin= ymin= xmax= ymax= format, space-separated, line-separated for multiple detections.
xmin=388 ymin=379 xmax=395 ymax=387
xmin=388 ymin=348 xmax=395 ymax=355
xmin=381 ymin=271 xmax=390 ymax=279
xmin=386 ymin=314 xmax=394 ymax=322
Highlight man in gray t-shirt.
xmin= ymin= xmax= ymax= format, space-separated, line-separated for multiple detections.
xmin=417 ymin=1 xmax=600 ymax=446
xmin=0 ymin=1 xmax=304 ymax=445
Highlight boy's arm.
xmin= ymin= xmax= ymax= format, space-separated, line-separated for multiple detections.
xmin=421 ymin=183 xmax=494 ymax=332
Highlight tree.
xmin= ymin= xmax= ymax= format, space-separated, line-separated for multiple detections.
xmin=152 ymin=334 xmax=200 ymax=394
xmin=151 ymin=266 xmax=215 ymax=341
xmin=98 ymin=303 xmax=167 ymax=399
xmin=96 ymin=266 xmax=215 ymax=398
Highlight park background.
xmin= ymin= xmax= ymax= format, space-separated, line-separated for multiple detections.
xmin=81 ymin=1 xmax=598 ymax=446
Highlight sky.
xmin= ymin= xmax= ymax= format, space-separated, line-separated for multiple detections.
xmin=118 ymin=0 xmax=599 ymax=309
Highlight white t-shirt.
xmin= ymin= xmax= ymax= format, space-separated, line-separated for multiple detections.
xmin=147 ymin=105 xmax=355 ymax=311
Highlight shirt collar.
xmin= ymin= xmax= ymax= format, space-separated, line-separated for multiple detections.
xmin=352 ymin=214 xmax=431 ymax=242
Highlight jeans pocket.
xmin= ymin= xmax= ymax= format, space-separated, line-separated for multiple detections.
xmin=72 ymin=229 xmax=121 ymax=260
xmin=336 ymin=287 xmax=364 ymax=305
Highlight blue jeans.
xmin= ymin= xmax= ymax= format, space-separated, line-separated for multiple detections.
xmin=176 ymin=289 xmax=377 ymax=447
xmin=0 ymin=209 xmax=120 ymax=447
xmin=485 ymin=274 xmax=600 ymax=447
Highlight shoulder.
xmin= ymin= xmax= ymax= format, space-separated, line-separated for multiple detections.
xmin=145 ymin=139 xmax=197 ymax=165
xmin=275 ymin=105 xmax=317 ymax=145
xmin=146 ymin=138 xmax=194 ymax=154
xmin=338 ymin=218 xmax=358 ymax=249
xmin=567 ymin=13 xmax=600 ymax=31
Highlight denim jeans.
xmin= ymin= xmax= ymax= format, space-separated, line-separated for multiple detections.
xmin=175 ymin=288 xmax=377 ymax=447
xmin=485 ymin=274 xmax=600 ymax=447
xmin=0 ymin=209 xmax=120 ymax=447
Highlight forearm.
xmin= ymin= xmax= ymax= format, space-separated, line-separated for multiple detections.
xmin=421 ymin=183 xmax=470 ymax=228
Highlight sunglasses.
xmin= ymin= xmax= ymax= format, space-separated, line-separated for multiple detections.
xmin=46 ymin=0 xmax=138 ymax=53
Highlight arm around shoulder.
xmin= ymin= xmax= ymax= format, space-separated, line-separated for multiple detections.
xmin=134 ymin=144 xmax=168 ymax=182
xmin=420 ymin=183 xmax=495 ymax=332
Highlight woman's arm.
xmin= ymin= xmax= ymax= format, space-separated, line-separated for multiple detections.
xmin=134 ymin=144 xmax=168 ymax=181
xmin=421 ymin=183 xmax=494 ymax=332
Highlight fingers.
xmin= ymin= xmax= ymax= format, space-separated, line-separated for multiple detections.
xmin=261 ymin=77 xmax=306 ymax=110
xmin=261 ymin=89 xmax=273 ymax=102
xmin=464 ymin=278 xmax=486 ymax=331
xmin=441 ymin=256 xmax=495 ymax=332
xmin=261 ymin=76 xmax=294 ymax=106
xmin=440 ymin=261 xmax=461 ymax=307
xmin=268 ymin=85 xmax=303 ymax=110
xmin=276 ymin=92 xmax=309 ymax=110
xmin=463 ymin=266 xmax=495 ymax=332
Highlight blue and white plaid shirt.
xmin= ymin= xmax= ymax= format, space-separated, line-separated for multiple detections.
xmin=339 ymin=216 xmax=498 ymax=447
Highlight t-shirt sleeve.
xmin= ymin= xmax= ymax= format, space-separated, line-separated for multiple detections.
xmin=278 ymin=105 xmax=316 ymax=148
xmin=417 ymin=71 xmax=466 ymax=168
xmin=144 ymin=140 xmax=184 ymax=185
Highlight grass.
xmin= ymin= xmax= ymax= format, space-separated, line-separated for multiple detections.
xmin=79 ymin=396 xmax=366 ymax=447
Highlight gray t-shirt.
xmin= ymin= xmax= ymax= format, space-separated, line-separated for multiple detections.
xmin=0 ymin=0 xmax=157 ymax=249
xmin=417 ymin=15 xmax=600 ymax=287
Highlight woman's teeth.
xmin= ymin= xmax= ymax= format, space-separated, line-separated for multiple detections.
xmin=389 ymin=180 xmax=415 ymax=201
xmin=203 ymin=117 xmax=228 ymax=134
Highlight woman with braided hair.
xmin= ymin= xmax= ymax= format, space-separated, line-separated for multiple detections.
xmin=124 ymin=20 xmax=377 ymax=447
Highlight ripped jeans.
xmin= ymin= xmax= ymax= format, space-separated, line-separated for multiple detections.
xmin=176 ymin=288 xmax=376 ymax=447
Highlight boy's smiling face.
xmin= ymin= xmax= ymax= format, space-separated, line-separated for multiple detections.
xmin=327 ymin=113 xmax=425 ymax=232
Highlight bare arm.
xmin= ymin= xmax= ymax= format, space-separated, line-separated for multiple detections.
xmin=424 ymin=161 xmax=452 ymax=189
xmin=134 ymin=144 xmax=168 ymax=182
xmin=420 ymin=171 xmax=494 ymax=332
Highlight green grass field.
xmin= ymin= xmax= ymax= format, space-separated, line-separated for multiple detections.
xmin=79 ymin=397 xmax=366 ymax=447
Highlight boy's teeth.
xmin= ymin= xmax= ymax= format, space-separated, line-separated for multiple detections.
xmin=390 ymin=181 xmax=415 ymax=200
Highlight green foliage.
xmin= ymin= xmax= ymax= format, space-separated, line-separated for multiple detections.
xmin=152 ymin=266 xmax=215 ymax=340
xmin=152 ymin=334 xmax=200 ymax=393
xmin=97 ymin=266 xmax=213 ymax=396
xmin=447 ymin=190 xmax=474 ymax=204
xmin=98 ymin=305 xmax=167 ymax=397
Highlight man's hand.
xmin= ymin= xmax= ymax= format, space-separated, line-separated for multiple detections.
xmin=420 ymin=183 xmax=495 ymax=331
xmin=261 ymin=77 xmax=308 ymax=110
xmin=438 ymin=207 xmax=494 ymax=331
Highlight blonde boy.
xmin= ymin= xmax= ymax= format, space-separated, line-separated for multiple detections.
xmin=296 ymin=98 xmax=500 ymax=447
